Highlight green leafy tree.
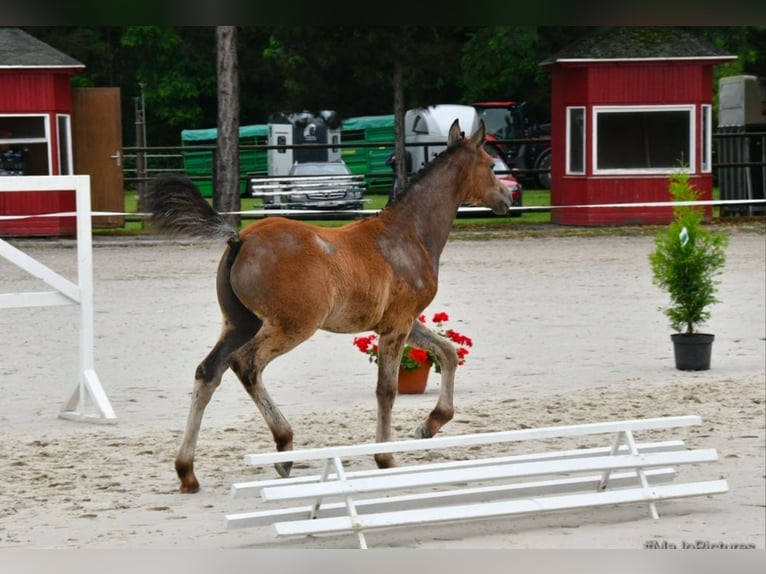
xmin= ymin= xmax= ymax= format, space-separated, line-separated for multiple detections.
xmin=121 ymin=27 xmax=217 ymax=144
xmin=20 ymin=26 xmax=766 ymax=150
xmin=263 ymin=27 xmax=472 ymax=196
xmin=459 ymin=27 xmax=592 ymax=121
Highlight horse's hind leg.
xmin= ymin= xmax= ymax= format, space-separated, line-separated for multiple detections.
xmin=408 ymin=321 xmax=458 ymax=439
xmin=228 ymin=322 xmax=319 ymax=478
xmin=229 ymin=355 xmax=294 ymax=478
xmin=175 ymin=324 xmax=258 ymax=493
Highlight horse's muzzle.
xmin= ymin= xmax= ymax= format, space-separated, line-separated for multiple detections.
xmin=490 ymin=184 xmax=513 ymax=215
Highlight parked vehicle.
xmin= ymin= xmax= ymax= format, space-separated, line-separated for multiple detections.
xmin=472 ymin=100 xmax=552 ymax=189
xmin=404 ymin=104 xmax=481 ymax=171
xmin=267 ymin=110 xmax=343 ymax=176
xmin=403 ymin=104 xmax=523 ymax=216
xmin=490 ymin=154 xmax=523 ymax=217
xmin=253 ymin=160 xmax=366 ymax=210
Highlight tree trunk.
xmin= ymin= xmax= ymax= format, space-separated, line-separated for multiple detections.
xmin=214 ymin=26 xmax=240 ymax=227
xmin=392 ymin=60 xmax=407 ymax=200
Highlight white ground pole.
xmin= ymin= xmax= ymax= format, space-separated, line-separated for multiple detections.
xmin=0 ymin=175 xmax=116 ymax=424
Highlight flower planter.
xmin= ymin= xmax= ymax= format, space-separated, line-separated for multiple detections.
xmin=397 ymin=364 xmax=430 ymax=394
xmin=671 ymin=333 xmax=714 ymax=371
xmin=353 ymin=311 xmax=472 ymax=395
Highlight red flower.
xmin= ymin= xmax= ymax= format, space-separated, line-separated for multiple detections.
xmin=352 ymin=310 xmax=472 ymax=373
xmin=406 ymin=347 xmax=431 ymax=367
xmin=432 ymin=311 xmax=449 ymax=323
xmin=353 ymin=334 xmax=377 ymax=353
xmin=445 ymin=329 xmax=473 ymax=348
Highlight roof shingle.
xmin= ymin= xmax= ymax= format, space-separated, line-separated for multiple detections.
xmin=540 ymin=27 xmax=736 ymax=66
xmin=0 ymin=27 xmax=84 ymax=69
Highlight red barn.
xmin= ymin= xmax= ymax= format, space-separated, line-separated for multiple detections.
xmin=541 ymin=27 xmax=736 ymax=226
xmin=0 ymin=27 xmax=84 ymax=236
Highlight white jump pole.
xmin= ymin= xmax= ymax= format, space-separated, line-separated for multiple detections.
xmin=0 ymin=175 xmax=116 ymax=423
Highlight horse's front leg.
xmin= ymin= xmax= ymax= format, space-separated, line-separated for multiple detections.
xmin=408 ymin=320 xmax=457 ymax=439
xmin=373 ymin=332 xmax=407 ymax=469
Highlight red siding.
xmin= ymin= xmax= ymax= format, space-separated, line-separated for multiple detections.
xmin=586 ymin=63 xmax=710 ymax=105
xmin=552 ymin=175 xmax=713 ymax=226
xmin=0 ymin=71 xmax=75 ymax=112
xmin=548 ymin=60 xmax=719 ymax=226
xmin=1 ymin=67 xmax=79 ymax=236
xmin=0 ymin=190 xmax=76 ymax=236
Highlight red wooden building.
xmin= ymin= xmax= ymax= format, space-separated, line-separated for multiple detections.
xmin=0 ymin=27 xmax=84 ymax=236
xmin=541 ymin=27 xmax=736 ymax=226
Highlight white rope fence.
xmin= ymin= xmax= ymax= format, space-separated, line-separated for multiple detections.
xmin=0 ymin=198 xmax=764 ymax=221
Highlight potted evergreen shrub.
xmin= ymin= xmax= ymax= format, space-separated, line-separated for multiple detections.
xmin=649 ymin=168 xmax=729 ymax=370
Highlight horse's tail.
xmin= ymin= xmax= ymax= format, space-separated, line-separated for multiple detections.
xmin=146 ymin=174 xmax=240 ymax=246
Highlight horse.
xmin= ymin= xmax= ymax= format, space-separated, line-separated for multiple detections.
xmin=147 ymin=119 xmax=512 ymax=493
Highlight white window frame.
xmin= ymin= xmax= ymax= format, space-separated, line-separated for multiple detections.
xmin=592 ymin=105 xmax=696 ymax=175
xmin=0 ymin=113 xmax=53 ymax=175
xmin=566 ymin=106 xmax=586 ymax=175
xmin=56 ymin=114 xmax=73 ymax=175
xmin=701 ymin=104 xmax=712 ymax=173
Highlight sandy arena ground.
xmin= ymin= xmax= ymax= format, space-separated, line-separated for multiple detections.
xmin=0 ymin=227 xmax=764 ymax=552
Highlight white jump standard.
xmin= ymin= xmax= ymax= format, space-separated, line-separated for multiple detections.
xmin=0 ymin=175 xmax=116 ymax=423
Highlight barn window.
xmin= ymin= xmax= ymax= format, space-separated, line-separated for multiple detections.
xmin=593 ymin=105 xmax=694 ymax=174
xmin=0 ymin=114 xmax=51 ymax=175
xmin=566 ymin=107 xmax=585 ymax=174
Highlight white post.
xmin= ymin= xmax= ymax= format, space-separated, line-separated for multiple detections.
xmin=0 ymin=175 xmax=116 ymax=423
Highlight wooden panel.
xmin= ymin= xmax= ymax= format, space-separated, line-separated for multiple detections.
xmin=273 ymin=481 xmax=729 ymax=537
xmin=226 ymin=468 xmax=679 ymax=529
xmin=228 ymin=416 xmax=728 ymax=548
xmin=72 ymin=87 xmax=124 ymax=228
xmin=259 ymin=449 xmax=720 ymax=501
xmin=243 ymin=415 xmax=703 ymax=466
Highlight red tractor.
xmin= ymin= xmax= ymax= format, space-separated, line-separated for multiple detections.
xmin=472 ymin=100 xmax=552 ymax=190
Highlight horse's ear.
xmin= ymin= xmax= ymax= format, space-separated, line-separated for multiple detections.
xmin=447 ymin=119 xmax=463 ymax=148
xmin=469 ymin=120 xmax=487 ymax=148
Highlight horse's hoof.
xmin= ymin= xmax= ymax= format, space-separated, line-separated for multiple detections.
xmin=176 ymin=466 xmax=200 ymax=493
xmin=374 ymin=453 xmax=396 ymax=469
xmin=179 ymin=481 xmax=200 ymax=494
xmin=275 ymin=461 xmax=292 ymax=478
xmin=414 ymin=423 xmax=432 ymax=439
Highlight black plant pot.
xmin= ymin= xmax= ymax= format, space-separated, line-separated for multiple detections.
xmin=671 ymin=333 xmax=715 ymax=371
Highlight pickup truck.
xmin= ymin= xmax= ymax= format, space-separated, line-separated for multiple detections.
xmin=249 ymin=160 xmax=366 ymax=210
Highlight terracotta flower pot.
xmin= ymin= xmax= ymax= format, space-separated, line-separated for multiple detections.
xmin=397 ymin=363 xmax=430 ymax=394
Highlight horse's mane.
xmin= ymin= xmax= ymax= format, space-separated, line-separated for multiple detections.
xmin=386 ymin=143 xmax=462 ymax=208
